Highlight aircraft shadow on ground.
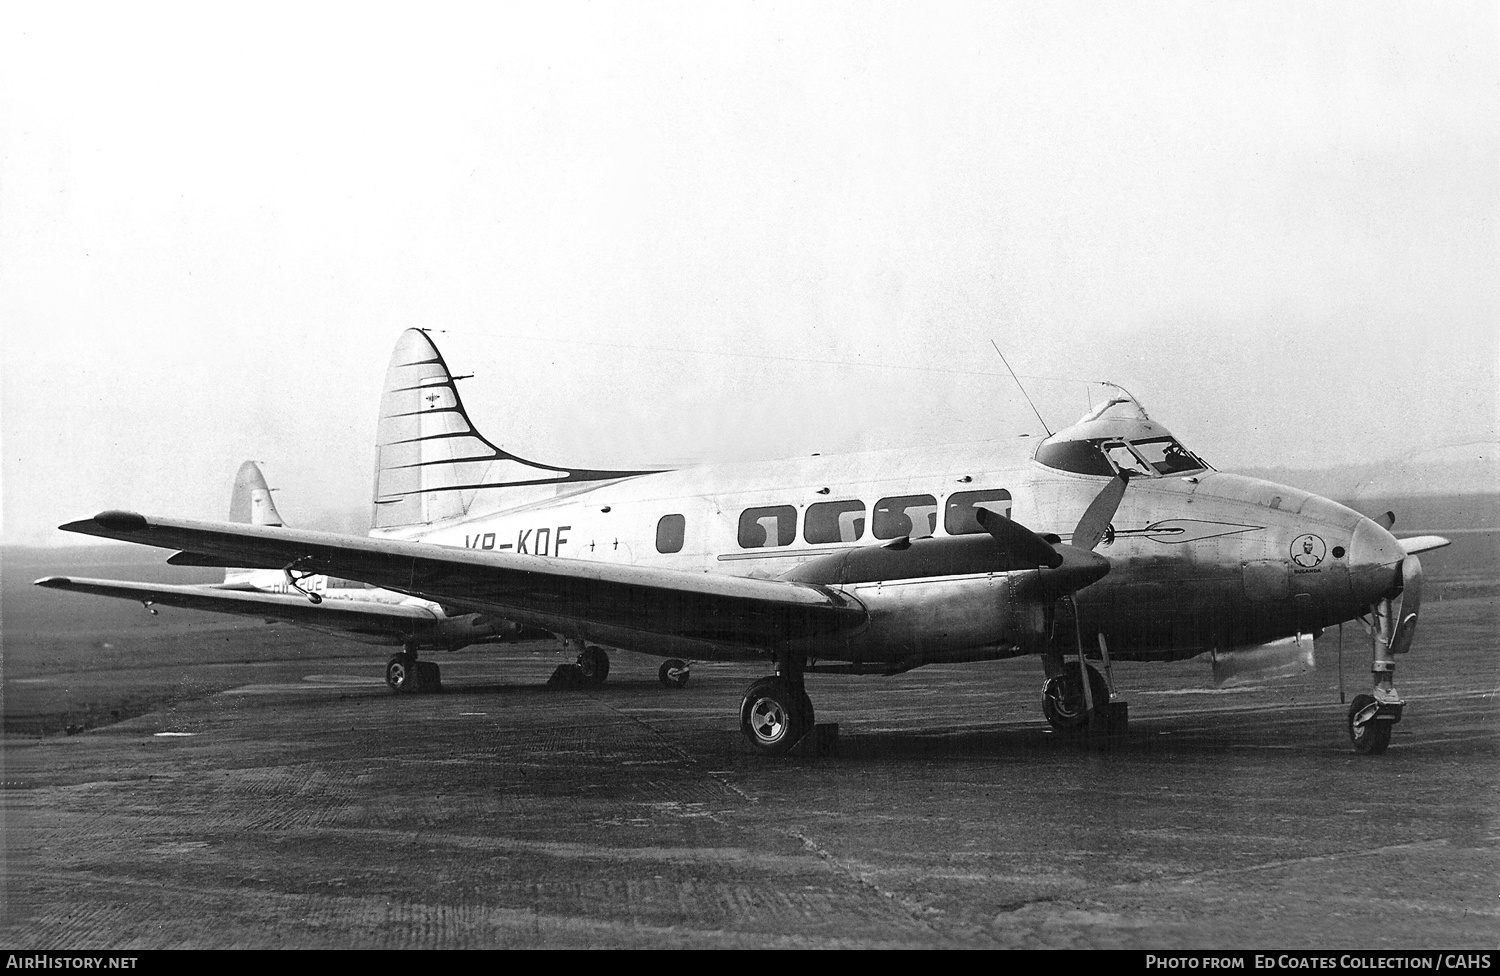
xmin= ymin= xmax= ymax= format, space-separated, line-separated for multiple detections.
xmin=810 ymin=719 xmax=1319 ymax=761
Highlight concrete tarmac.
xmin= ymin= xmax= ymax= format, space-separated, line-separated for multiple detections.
xmin=4 ymin=597 xmax=1497 ymax=949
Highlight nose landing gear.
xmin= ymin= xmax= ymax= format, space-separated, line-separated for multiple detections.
xmin=658 ymin=659 xmax=690 ymax=688
xmin=1349 ymin=554 xmax=1421 ymax=754
xmin=1347 ymin=693 xmax=1398 ymax=755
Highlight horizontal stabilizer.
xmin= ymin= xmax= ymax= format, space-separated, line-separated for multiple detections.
xmin=33 ymin=575 xmax=441 ymax=644
xmin=168 ymin=551 xmax=249 ymax=568
xmin=1397 ymin=535 xmax=1451 ymax=556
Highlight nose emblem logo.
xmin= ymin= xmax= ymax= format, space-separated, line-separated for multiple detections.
xmin=1290 ymin=533 xmax=1326 ymax=568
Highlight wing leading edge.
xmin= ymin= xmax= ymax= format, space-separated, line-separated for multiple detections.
xmin=57 ymin=512 xmax=867 ymax=661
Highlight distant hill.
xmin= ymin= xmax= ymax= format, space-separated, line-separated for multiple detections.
xmin=1229 ymin=441 xmax=1498 ymax=508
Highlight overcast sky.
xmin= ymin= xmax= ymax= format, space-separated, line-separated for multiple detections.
xmin=2 ymin=2 xmax=1495 ymax=545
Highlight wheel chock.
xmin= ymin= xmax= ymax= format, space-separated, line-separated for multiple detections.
xmin=791 ymin=723 xmax=839 ymax=757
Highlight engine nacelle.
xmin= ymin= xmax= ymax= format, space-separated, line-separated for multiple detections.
xmin=432 ymin=613 xmax=522 ymax=647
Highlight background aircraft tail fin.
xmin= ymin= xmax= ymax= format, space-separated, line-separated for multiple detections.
xmin=370 ymin=329 xmax=660 ymax=531
xmin=224 ymin=461 xmax=284 ymax=585
xmin=228 ymin=461 xmax=284 ymax=527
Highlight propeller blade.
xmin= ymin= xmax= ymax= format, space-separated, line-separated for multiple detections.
xmin=975 ymin=507 xmax=1064 ymax=569
xmin=1387 ymin=555 xmax=1423 ymax=656
xmin=1376 ymin=511 xmax=1396 ymax=530
xmin=1071 ymin=474 xmax=1129 ymax=552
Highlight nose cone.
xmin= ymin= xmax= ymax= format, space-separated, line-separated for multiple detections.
xmin=1349 ymin=516 xmax=1404 ymax=600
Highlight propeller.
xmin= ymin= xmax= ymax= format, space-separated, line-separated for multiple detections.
xmin=973 ymin=473 xmax=1128 ymax=600
xmin=975 ymin=475 xmax=1130 ymax=719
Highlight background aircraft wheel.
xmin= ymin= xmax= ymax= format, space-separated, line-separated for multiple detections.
xmin=1041 ymin=665 xmax=1109 ymax=731
xmin=1347 ymin=694 xmax=1392 ymax=755
xmin=386 ymin=653 xmax=416 ymax=695
xmin=577 ymin=645 xmax=610 ymax=686
xmin=740 ymin=677 xmax=811 ymax=756
xmin=658 ymin=659 xmax=690 ymax=688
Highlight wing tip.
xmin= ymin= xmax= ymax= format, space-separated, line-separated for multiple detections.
xmin=59 ymin=510 xmax=149 ymax=535
xmin=33 ymin=576 xmax=71 ymax=587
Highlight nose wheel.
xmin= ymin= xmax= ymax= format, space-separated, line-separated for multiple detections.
xmin=658 ymin=659 xmax=690 ymax=688
xmin=1347 ymin=693 xmax=1399 ymax=755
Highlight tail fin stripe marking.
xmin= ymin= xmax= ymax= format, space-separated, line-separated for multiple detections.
xmin=373 ymin=328 xmax=666 ymax=530
xmin=385 ymin=407 xmax=468 ymax=420
xmin=391 ymin=381 xmax=459 ymax=394
xmin=384 ymin=456 xmax=509 ymax=470
xmin=386 ymin=431 xmax=488 ymax=446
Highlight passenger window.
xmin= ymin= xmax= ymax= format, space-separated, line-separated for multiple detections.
xmin=656 ymin=514 xmax=686 ymax=554
xmin=945 ymin=489 xmax=1012 ymax=535
xmin=738 ymin=505 xmax=797 ymax=548
xmin=873 ymin=494 xmax=938 ymax=540
xmin=804 ymin=500 xmax=866 ymax=544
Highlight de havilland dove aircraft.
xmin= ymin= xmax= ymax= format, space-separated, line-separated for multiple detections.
xmin=47 ymin=328 xmax=1450 ymax=755
xmin=37 ymin=460 xmax=528 ymax=691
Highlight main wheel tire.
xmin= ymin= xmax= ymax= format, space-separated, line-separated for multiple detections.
xmin=1041 ymin=664 xmax=1110 ymax=731
xmin=386 ymin=653 xmax=416 ymax=695
xmin=658 ymin=659 xmax=690 ymax=688
xmin=740 ymin=677 xmax=812 ymax=755
xmin=577 ymin=645 xmax=610 ymax=686
xmin=1348 ymin=694 xmax=1392 ymax=755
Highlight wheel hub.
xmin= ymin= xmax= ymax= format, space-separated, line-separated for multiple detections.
xmin=748 ymin=698 xmax=788 ymax=743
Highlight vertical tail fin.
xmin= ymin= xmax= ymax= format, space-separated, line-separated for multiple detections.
xmin=370 ymin=329 xmax=659 ymax=531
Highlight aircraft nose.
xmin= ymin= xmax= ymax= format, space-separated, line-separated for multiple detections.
xmin=1348 ymin=516 xmax=1403 ymax=600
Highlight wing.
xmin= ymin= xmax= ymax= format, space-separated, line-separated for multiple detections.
xmin=56 ymin=511 xmax=867 ymax=661
xmin=33 ymin=575 xmax=443 ymax=645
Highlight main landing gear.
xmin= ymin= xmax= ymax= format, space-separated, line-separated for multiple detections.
xmin=386 ymin=645 xmax=441 ymax=695
xmin=740 ymin=657 xmax=814 ymax=756
xmin=1041 ymin=665 xmax=1111 ymax=731
xmin=1040 ymin=632 xmax=1128 ymax=736
xmin=550 ymin=639 xmax=611 ymax=688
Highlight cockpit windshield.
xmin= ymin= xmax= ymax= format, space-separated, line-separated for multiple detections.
xmin=1035 ymin=436 xmax=1209 ymax=478
xmin=1031 ymin=395 xmax=1211 ymax=478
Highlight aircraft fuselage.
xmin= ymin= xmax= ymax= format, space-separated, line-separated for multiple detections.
xmin=380 ymin=435 xmax=1404 ymax=668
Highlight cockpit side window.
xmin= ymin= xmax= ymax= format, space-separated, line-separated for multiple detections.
xmin=1130 ymin=437 xmax=1205 ymax=475
xmin=1103 ymin=442 xmax=1154 ymax=478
